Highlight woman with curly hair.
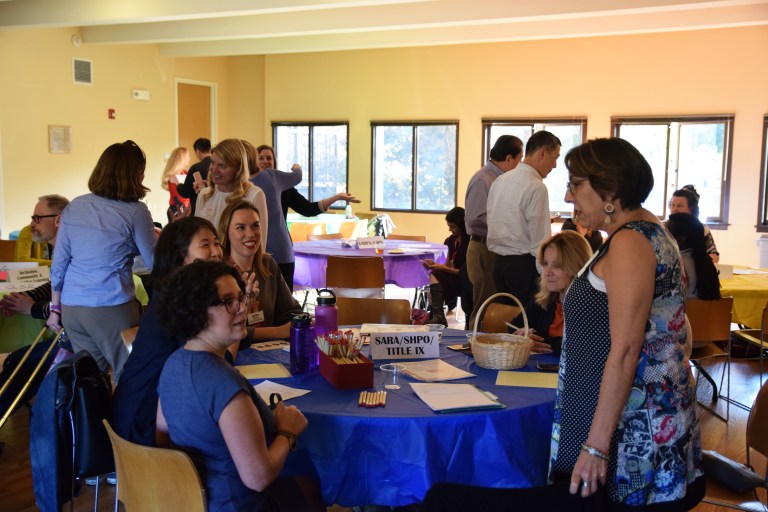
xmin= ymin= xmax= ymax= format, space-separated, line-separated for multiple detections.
xmin=156 ymin=260 xmax=323 ymax=512
xmin=47 ymin=140 xmax=157 ymax=383
xmin=196 ymin=138 xmax=269 ymax=243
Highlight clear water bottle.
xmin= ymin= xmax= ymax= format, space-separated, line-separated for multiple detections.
xmin=345 ymin=203 xmax=353 ymax=219
xmin=289 ymin=313 xmax=317 ymax=374
xmin=314 ymin=288 xmax=338 ymax=338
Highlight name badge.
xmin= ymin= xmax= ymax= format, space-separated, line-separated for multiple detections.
xmin=248 ymin=310 xmax=265 ymax=325
xmin=370 ymin=331 xmax=440 ymax=361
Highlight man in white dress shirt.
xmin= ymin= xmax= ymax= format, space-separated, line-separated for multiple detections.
xmin=487 ymin=130 xmax=561 ymax=305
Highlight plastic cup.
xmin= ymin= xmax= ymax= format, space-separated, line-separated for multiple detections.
xmin=425 ymin=323 xmax=445 ymax=341
xmin=380 ymin=363 xmax=406 ymax=390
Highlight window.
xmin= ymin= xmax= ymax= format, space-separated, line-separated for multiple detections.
xmin=371 ymin=122 xmax=458 ymax=212
xmin=482 ymin=118 xmax=587 ymax=216
xmin=758 ymin=116 xmax=768 ymax=232
xmin=612 ymin=115 xmax=733 ymax=226
xmin=272 ymin=122 xmax=349 ymax=207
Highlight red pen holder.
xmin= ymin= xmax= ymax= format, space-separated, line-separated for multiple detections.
xmin=319 ymin=351 xmax=373 ymax=389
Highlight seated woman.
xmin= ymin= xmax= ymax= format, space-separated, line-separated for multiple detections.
xmin=668 ymin=185 xmax=719 ymax=263
xmin=156 ymin=260 xmax=322 ymax=512
xmin=666 ymin=212 xmax=721 ymax=300
xmin=111 ymin=216 xmax=223 ymax=446
xmin=510 ymin=230 xmax=593 ymax=356
xmin=218 ymin=200 xmax=302 ymax=342
xmin=422 ymin=206 xmax=472 ymax=327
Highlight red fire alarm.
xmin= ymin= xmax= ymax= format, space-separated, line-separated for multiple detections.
xmin=108 ymin=108 xmax=116 ymax=119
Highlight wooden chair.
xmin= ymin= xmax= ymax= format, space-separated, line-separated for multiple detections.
xmin=481 ymin=303 xmax=521 ymax=333
xmin=337 ymin=219 xmax=361 ymax=239
xmin=307 ymin=233 xmax=343 ymax=241
xmin=337 ymin=297 xmax=411 ymax=325
xmin=387 ymin=234 xmax=427 ymax=242
xmin=102 ymin=420 xmax=207 ymax=512
xmin=289 ymin=221 xmax=325 ymax=241
xmin=326 ymin=256 xmax=385 ymax=298
xmin=732 ymin=304 xmax=768 ymax=391
xmin=687 ymin=297 xmax=734 ymax=421
xmin=701 ymin=378 xmax=768 ymax=511
xmin=0 ymin=239 xmax=17 ymax=261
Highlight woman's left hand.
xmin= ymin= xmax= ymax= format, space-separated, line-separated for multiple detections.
xmin=570 ymin=449 xmax=607 ymax=497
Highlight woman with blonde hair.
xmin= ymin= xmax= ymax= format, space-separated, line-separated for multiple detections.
xmin=196 ymin=138 xmax=268 ymax=244
xmin=161 ymin=147 xmax=191 ymax=218
xmin=511 ymin=230 xmax=592 ymax=356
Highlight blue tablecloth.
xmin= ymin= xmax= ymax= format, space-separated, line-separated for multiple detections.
xmin=236 ymin=328 xmax=557 ymax=507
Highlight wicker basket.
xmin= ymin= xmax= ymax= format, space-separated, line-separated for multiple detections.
xmin=469 ymin=292 xmax=533 ymax=370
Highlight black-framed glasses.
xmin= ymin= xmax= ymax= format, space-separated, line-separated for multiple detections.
xmin=31 ymin=214 xmax=58 ymax=223
xmin=213 ymin=293 xmax=250 ymax=315
xmin=565 ymin=178 xmax=588 ymax=195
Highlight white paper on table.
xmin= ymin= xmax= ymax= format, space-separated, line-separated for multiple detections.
xmin=253 ymin=380 xmax=311 ymax=403
xmin=402 ymin=359 xmax=475 ymax=382
xmin=733 ymin=268 xmax=768 ymax=275
xmin=410 ymin=382 xmax=503 ymax=412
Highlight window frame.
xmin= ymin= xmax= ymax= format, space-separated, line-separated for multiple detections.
xmin=481 ymin=117 xmax=588 ymax=217
xmin=370 ymin=120 xmax=459 ymax=213
xmin=611 ymin=114 xmax=734 ymax=229
xmin=757 ymin=116 xmax=768 ymax=232
xmin=271 ymin=121 xmax=350 ymax=208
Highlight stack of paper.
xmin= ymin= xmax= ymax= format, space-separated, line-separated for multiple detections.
xmin=410 ymin=382 xmax=504 ymax=413
xmin=402 ymin=359 xmax=475 ymax=382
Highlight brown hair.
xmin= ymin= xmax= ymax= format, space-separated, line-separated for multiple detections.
xmin=218 ymin=200 xmax=271 ymax=279
xmin=88 ymin=140 xmax=149 ymax=201
xmin=201 ymin=138 xmax=253 ymax=204
xmin=38 ymin=194 xmax=70 ymax=213
xmin=534 ymin=230 xmax=593 ymax=308
xmin=241 ymin=140 xmax=258 ymax=177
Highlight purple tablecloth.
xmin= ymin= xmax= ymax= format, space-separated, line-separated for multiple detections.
xmin=293 ymin=239 xmax=448 ymax=289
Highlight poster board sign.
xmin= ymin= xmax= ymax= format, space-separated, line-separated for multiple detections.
xmin=370 ymin=330 xmax=440 ymax=360
xmin=357 ymin=236 xmax=384 ymax=251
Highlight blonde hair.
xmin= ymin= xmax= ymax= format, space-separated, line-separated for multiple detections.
xmin=161 ymin=147 xmax=189 ymax=191
xmin=218 ymin=200 xmax=272 ymax=279
xmin=534 ymin=230 xmax=593 ymax=308
xmin=201 ymin=138 xmax=253 ymax=204
xmin=241 ymin=140 xmax=259 ymax=177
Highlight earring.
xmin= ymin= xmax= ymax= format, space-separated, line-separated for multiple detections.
xmin=604 ymin=203 xmax=615 ymax=225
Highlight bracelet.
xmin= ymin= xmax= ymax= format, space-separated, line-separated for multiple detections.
xmin=276 ymin=430 xmax=297 ymax=451
xmin=581 ymin=443 xmax=609 ymax=461
xmin=49 ymin=310 xmax=61 ymax=316
xmin=50 ymin=303 xmax=61 ymax=312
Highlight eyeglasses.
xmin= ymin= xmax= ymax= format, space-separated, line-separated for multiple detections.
xmin=565 ymin=178 xmax=587 ymax=195
xmin=31 ymin=214 xmax=58 ymax=223
xmin=213 ymin=293 xmax=250 ymax=315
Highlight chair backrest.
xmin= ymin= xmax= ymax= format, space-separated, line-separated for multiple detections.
xmin=685 ymin=297 xmax=734 ymax=343
xmin=337 ymin=297 xmax=411 ymax=325
xmin=102 ymin=419 xmax=207 ymax=512
xmin=326 ymin=256 xmax=385 ymax=292
xmin=289 ymin=221 xmax=325 ymax=241
xmin=337 ymin=220 xmax=359 ymax=239
xmin=481 ymin=303 xmax=521 ymax=333
xmin=747 ymin=379 xmax=768 ymax=463
xmin=308 ymin=233 xmax=343 ymax=241
xmin=387 ymin=234 xmax=427 ymax=242
xmin=0 ymin=239 xmax=17 ymax=261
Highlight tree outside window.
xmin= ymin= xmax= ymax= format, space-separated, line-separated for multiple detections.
xmin=612 ymin=116 xmax=733 ymax=226
xmin=372 ymin=122 xmax=457 ymax=212
xmin=273 ymin=123 xmax=349 ymax=207
xmin=482 ymin=118 xmax=587 ymax=217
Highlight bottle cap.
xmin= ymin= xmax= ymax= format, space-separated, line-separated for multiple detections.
xmin=316 ymin=288 xmax=337 ymax=306
xmin=291 ymin=312 xmax=312 ymax=326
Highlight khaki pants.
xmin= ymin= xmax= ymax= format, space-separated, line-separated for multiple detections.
xmin=466 ymin=240 xmax=496 ymax=328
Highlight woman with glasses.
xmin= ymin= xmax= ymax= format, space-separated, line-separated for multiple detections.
xmin=218 ymin=200 xmax=301 ymax=343
xmin=156 ymin=260 xmax=323 ymax=512
xmin=47 ymin=141 xmax=157 ymax=384
xmin=112 ymin=216 xmax=224 ymax=446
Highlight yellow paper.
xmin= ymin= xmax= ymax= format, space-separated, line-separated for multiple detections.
xmin=238 ymin=364 xmax=291 ymax=379
xmin=496 ymin=371 xmax=558 ymax=389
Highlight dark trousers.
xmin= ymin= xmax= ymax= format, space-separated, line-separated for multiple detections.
xmin=278 ymin=262 xmax=295 ymax=293
xmin=492 ymin=253 xmax=539 ymax=306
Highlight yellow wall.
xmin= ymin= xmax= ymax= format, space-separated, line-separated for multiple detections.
xmin=0 ymin=28 xmax=235 ymax=228
xmin=1 ymin=25 xmax=767 ymax=265
xmin=250 ymin=25 xmax=768 ymax=264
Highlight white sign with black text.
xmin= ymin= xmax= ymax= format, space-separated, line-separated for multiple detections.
xmin=356 ymin=236 xmax=385 ymax=251
xmin=370 ymin=331 xmax=440 ymax=360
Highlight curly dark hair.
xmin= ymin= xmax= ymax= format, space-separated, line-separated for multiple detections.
xmin=444 ymin=206 xmax=468 ymax=240
xmin=672 ymin=187 xmax=700 ymax=217
xmin=157 ymin=260 xmax=244 ymax=340
xmin=151 ymin=217 xmax=218 ymax=289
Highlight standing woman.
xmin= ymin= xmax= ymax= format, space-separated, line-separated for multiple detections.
xmin=161 ymin=146 xmax=191 ymax=219
xmin=219 ymin=200 xmax=301 ymax=342
xmin=112 ymin=216 xmax=223 ymax=446
xmin=47 ymin=140 xmax=157 ymax=384
xmin=196 ymin=138 xmax=269 ymax=244
xmin=247 ymin=143 xmax=302 ymax=289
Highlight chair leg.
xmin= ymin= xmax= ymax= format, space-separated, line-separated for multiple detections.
xmin=691 ymin=360 xmax=728 ymax=422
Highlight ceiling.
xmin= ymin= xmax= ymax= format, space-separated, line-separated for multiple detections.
xmin=1 ymin=0 xmax=767 ymax=57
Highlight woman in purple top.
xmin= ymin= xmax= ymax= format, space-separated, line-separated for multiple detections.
xmin=48 ymin=140 xmax=157 ymax=383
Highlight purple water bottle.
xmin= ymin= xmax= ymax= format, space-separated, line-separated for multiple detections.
xmin=314 ymin=289 xmax=338 ymax=338
xmin=289 ymin=313 xmax=317 ymax=374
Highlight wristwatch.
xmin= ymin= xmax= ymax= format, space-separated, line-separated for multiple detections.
xmin=276 ymin=430 xmax=297 ymax=451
